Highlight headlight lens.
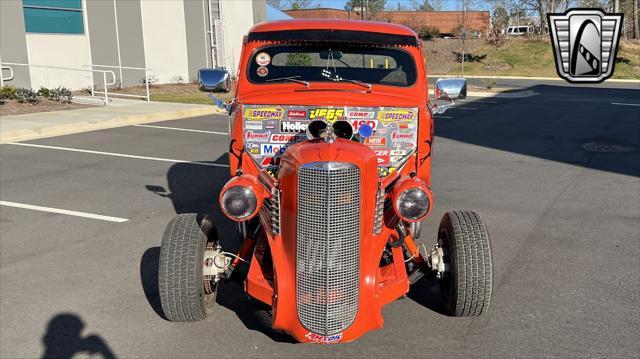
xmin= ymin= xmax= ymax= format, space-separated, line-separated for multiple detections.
xmin=396 ymin=188 xmax=430 ymax=221
xmin=221 ymin=186 xmax=257 ymax=220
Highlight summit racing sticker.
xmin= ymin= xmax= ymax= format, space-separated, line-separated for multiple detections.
xmin=244 ymin=107 xmax=285 ymax=120
xmin=305 ymin=332 xmax=343 ymax=343
xmin=309 ymin=108 xmax=344 ymax=122
xmin=377 ymin=109 xmax=416 ymax=124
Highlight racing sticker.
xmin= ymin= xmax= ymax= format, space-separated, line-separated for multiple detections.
xmin=256 ymin=66 xmax=269 ymax=77
xmin=244 ymin=107 xmax=284 ymax=121
xmin=305 ymin=332 xmax=343 ymax=343
xmin=255 ymin=52 xmax=271 ymax=66
xmin=242 ymin=105 xmax=418 ymax=170
xmin=309 ymin=108 xmax=345 ymax=122
xmin=377 ymin=109 xmax=416 ymax=124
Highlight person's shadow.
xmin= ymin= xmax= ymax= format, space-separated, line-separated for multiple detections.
xmin=41 ymin=313 xmax=116 ymax=359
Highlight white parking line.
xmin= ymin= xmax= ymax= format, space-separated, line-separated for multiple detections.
xmin=6 ymin=143 xmax=230 ymax=168
xmin=133 ymin=124 xmax=227 ymax=135
xmin=0 ymin=200 xmax=129 ymax=223
xmin=611 ymin=102 xmax=640 ymax=107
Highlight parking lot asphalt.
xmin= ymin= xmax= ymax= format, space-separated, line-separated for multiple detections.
xmin=1 ymin=84 xmax=639 ymax=358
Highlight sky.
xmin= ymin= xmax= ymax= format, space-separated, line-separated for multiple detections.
xmin=313 ymin=0 xmax=488 ymax=11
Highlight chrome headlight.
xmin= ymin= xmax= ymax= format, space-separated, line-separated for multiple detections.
xmin=395 ymin=187 xmax=430 ymax=221
xmin=221 ymin=186 xmax=257 ymax=220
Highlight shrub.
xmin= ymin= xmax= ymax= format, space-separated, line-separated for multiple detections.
xmin=37 ymin=86 xmax=50 ymax=97
xmin=15 ymin=87 xmax=39 ymax=104
xmin=0 ymin=85 xmax=17 ymax=100
xmin=170 ymin=75 xmax=185 ymax=84
xmin=418 ymin=26 xmax=440 ymax=40
xmin=142 ymin=74 xmax=159 ymax=86
xmin=48 ymin=86 xmax=72 ymax=103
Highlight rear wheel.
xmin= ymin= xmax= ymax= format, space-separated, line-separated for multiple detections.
xmin=438 ymin=211 xmax=493 ymax=316
xmin=159 ymin=213 xmax=219 ymax=321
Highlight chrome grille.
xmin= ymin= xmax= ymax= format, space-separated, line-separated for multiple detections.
xmin=296 ymin=162 xmax=360 ymax=336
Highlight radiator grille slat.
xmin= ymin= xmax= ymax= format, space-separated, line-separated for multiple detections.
xmin=296 ymin=162 xmax=360 ymax=335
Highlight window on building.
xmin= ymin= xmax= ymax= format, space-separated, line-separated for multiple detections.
xmin=23 ymin=0 xmax=84 ymax=34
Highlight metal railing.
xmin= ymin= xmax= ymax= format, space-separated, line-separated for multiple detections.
xmin=0 ymin=66 xmax=14 ymax=87
xmin=0 ymin=62 xmax=116 ymax=105
xmin=82 ymin=64 xmax=151 ymax=102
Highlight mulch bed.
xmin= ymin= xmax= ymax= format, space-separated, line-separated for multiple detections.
xmin=0 ymin=99 xmax=91 ymax=117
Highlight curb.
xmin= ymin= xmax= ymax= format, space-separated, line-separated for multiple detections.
xmin=467 ymin=90 xmax=538 ymax=98
xmin=429 ymin=74 xmax=640 ymax=84
xmin=1 ymin=106 xmax=224 ymax=144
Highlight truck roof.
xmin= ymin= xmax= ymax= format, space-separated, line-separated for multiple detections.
xmin=248 ymin=19 xmax=420 ymax=47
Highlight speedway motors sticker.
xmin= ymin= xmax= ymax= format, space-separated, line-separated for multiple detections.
xmin=242 ymin=105 xmax=418 ymax=169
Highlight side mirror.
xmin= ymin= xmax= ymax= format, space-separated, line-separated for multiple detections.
xmin=432 ymin=78 xmax=467 ymax=115
xmin=198 ymin=68 xmax=230 ymax=93
xmin=435 ymin=78 xmax=467 ymax=101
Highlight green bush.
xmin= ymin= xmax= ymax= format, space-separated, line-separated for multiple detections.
xmin=37 ymin=86 xmax=50 ymax=97
xmin=418 ymin=26 xmax=440 ymax=40
xmin=15 ymin=87 xmax=39 ymax=104
xmin=0 ymin=85 xmax=17 ymax=100
xmin=48 ymin=86 xmax=72 ymax=103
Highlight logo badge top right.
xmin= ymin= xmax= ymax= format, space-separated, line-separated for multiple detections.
xmin=548 ymin=8 xmax=623 ymax=83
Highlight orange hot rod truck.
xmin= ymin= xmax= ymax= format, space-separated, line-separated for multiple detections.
xmin=158 ymin=19 xmax=493 ymax=343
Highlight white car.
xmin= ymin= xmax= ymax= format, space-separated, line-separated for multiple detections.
xmin=506 ymin=26 xmax=534 ymax=36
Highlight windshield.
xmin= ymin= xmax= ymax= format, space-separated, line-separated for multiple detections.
xmin=247 ymin=45 xmax=417 ymax=88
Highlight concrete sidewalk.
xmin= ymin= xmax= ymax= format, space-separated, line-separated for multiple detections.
xmin=0 ymin=98 xmax=224 ymax=143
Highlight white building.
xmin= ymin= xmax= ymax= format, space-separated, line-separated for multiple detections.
xmin=0 ymin=0 xmax=266 ymax=90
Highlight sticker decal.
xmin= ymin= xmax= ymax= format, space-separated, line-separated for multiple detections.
xmin=270 ymin=133 xmax=306 ymax=144
xmin=305 ymin=332 xmax=343 ymax=343
xmin=245 ymin=131 xmax=270 ymax=142
xmin=281 ymin=121 xmax=308 ymax=133
xmin=255 ymin=52 xmax=271 ymax=66
xmin=242 ymin=105 xmax=418 ymax=170
xmin=364 ymin=137 xmax=386 ymax=147
xmin=347 ymin=110 xmax=375 ymax=119
xmin=377 ymin=109 xmax=416 ymax=124
xmin=245 ymin=107 xmax=284 ymax=120
xmin=256 ymin=66 xmax=269 ymax=77
xmin=287 ymin=110 xmax=307 ymax=119
xmin=309 ymin=108 xmax=345 ymax=122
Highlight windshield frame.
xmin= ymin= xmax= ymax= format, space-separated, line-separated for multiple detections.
xmin=245 ymin=44 xmax=419 ymax=89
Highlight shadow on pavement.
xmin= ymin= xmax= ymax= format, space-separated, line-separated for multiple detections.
xmin=141 ymin=156 xmax=294 ymax=342
xmin=407 ymin=279 xmax=448 ymax=316
xmin=437 ymin=85 xmax=640 ymax=177
xmin=41 ymin=313 xmax=116 ymax=359
xmin=140 ymin=247 xmax=165 ymax=320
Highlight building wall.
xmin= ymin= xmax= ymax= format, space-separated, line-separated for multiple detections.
xmin=284 ymin=9 xmax=491 ymax=35
xmin=220 ymin=0 xmax=255 ymax=76
xmin=25 ymin=0 xmax=93 ymax=90
xmin=140 ymin=0 xmax=190 ymax=84
xmin=113 ymin=0 xmax=147 ymax=86
xmin=184 ymin=0 xmax=210 ymax=82
xmin=0 ymin=0 xmax=31 ymax=88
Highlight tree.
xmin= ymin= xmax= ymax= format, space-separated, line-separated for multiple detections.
xmin=289 ymin=0 xmax=316 ymax=10
xmin=345 ymin=0 xmax=387 ymax=19
xmin=266 ymin=0 xmax=284 ymax=9
xmin=411 ymin=0 xmax=435 ymax=10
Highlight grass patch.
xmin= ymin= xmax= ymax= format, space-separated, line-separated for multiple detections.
xmin=446 ymin=38 xmax=639 ymax=79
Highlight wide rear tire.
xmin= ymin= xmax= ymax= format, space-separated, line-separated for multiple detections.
xmin=438 ymin=211 xmax=493 ymax=316
xmin=159 ymin=213 xmax=217 ymax=322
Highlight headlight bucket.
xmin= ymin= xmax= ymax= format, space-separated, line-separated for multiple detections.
xmin=391 ymin=177 xmax=432 ymax=222
xmin=219 ymin=174 xmax=266 ymax=221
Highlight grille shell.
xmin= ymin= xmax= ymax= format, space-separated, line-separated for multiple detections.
xmin=296 ymin=162 xmax=360 ymax=336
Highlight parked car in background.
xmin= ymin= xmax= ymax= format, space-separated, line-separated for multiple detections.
xmin=506 ymin=25 xmax=534 ymax=36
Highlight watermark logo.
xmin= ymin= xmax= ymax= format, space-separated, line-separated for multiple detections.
xmin=548 ymin=8 xmax=623 ymax=83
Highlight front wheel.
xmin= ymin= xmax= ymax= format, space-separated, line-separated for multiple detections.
xmin=158 ymin=213 xmax=219 ymax=322
xmin=438 ymin=211 xmax=493 ymax=316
